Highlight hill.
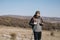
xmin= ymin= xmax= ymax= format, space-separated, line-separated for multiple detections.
xmin=2 ymin=15 xmax=60 ymax=23
xmin=0 ymin=15 xmax=60 ymax=30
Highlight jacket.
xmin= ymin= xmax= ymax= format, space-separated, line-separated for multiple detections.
xmin=29 ymin=17 xmax=43 ymax=32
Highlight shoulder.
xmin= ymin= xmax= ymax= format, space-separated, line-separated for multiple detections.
xmin=30 ymin=17 xmax=34 ymax=21
xmin=40 ymin=17 xmax=42 ymax=19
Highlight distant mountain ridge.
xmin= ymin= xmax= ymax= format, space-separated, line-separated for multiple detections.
xmin=1 ymin=15 xmax=60 ymax=23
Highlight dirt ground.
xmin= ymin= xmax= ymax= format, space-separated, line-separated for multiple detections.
xmin=0 ymin=25 xmax=60 ymax=40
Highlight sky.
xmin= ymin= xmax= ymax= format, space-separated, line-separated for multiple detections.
xmin=0 ymin=0 xmax=60 ymax=17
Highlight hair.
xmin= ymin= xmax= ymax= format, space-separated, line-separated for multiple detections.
xmin=33 ymin=11 xmax=40 ymax=18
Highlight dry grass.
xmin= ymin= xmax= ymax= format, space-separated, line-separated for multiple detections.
xmin=0 ymin=25 xmax=60 ymax=40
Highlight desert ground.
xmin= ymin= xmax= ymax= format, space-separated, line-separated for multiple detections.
xmin=0 ymin=25 xmax=60 ymax=40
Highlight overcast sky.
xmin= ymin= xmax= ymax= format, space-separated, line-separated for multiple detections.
xmin=0 ymin=0 xmax=60 ymax=17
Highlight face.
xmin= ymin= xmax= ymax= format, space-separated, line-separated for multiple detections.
xmin=36 ymin=13 xmax=40 ymax=17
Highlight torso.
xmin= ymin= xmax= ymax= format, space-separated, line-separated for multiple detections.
xmin=33 ymin=17 xmax=42 ymax=32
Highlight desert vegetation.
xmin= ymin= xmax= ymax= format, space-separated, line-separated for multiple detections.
xmin=0 ymin=26 xmax=60 ymax=40
xmin=0 ymin=16 xmax=60 ymax=30
xmin=0 ymin=16 xmax=60 ymax=40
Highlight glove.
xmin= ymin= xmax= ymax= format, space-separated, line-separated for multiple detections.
xmin=39 ymin=23 xmax=43 ymax=26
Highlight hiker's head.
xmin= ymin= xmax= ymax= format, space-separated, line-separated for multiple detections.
xmin=33 ymin=11 xmax=40 ymax=18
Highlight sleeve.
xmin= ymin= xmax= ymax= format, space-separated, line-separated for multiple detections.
xmin=41 ymin=17 xmax=43 ymax=23
xmin=39 ymin=17 xmax=44 ymax=26
xmin=29 ymin=18 xmax=34 ymax=26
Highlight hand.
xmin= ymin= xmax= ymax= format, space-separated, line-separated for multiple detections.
xmin=39 ymin=23 xmax=43 ymax=26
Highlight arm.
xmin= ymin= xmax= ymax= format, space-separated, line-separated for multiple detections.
xmin=29 ymin=18 xmax=34 ymax=26
xmin=41 ymin=17 xmax=44 ymax=23
xmin=40 ymin=17 xmax=44 ymax=26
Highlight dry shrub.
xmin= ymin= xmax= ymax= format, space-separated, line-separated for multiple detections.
xmin=10 ymin=33 xmax=16 ymax=40
xmin=0 ymin=16 xmax=60 ymax=30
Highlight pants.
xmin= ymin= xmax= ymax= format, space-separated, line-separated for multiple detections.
xmin=33 ymin=31 xmax=42 ymax=40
